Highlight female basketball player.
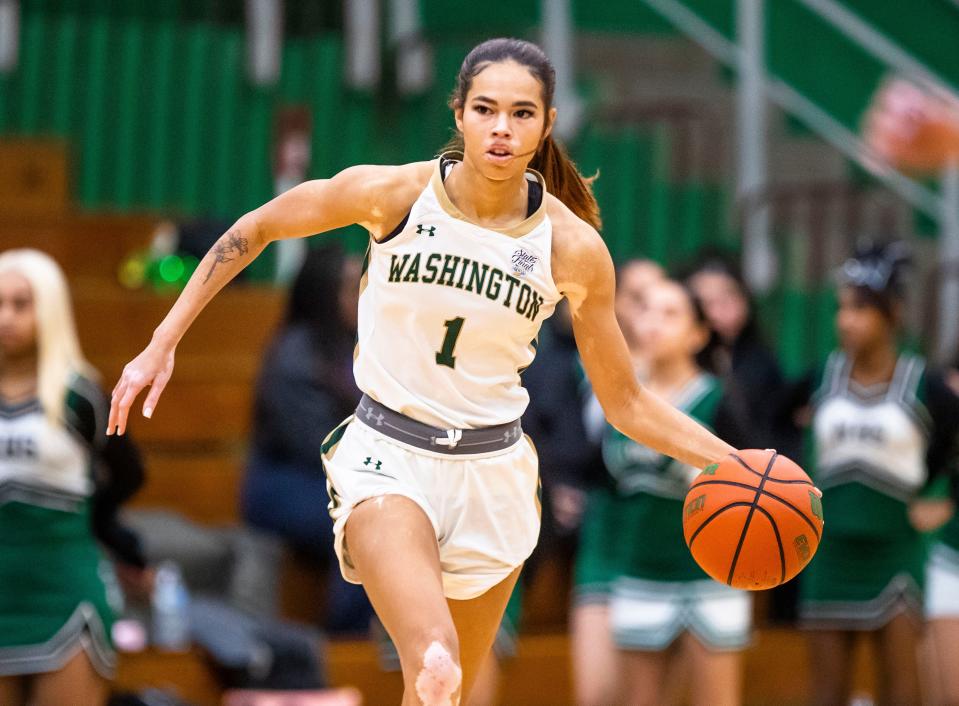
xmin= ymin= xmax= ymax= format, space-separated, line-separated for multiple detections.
xmin=782 ymin=244 xmax=959 ymax=706
xmin=107 ymin=39 xmax=738 ymax=705
xmin=0 ymin=250 xmax=145 ymax=706
xmin=602 ymin=279 xmax=751 ymax=706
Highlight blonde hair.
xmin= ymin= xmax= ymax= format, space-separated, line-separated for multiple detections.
xmin=0 ymin=249 xmax=95 ymax=422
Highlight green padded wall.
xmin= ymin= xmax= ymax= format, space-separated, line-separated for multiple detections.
xmin=0 ymin=1 xmax=349 ymax=219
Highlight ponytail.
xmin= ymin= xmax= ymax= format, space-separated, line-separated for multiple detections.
xmin=530 ymin=134 xmax=601 ymax=230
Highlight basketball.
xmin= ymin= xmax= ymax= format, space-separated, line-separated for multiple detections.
xmin=683 ymin=449 xmax=824 ymax=591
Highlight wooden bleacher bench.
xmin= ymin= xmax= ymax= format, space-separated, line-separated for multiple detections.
xmin=75 ymin=283 xmax=285 ymax=377
xmin=73 ymin=284 xmax=285 ymax=525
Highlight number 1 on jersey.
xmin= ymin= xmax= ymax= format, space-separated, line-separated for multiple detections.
xmin=436 ymin=317 xmax=465 ymax=368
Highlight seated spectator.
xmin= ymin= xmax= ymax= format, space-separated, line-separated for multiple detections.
xmin=686 ymin=253 xmax=785 ymax=451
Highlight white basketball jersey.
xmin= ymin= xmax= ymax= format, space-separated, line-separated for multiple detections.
xmin=354 ymin=157 xmax=563 ymax=429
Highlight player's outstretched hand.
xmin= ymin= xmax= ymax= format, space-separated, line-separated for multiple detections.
xmin=108 ymin=342 xmax=176 ymax=436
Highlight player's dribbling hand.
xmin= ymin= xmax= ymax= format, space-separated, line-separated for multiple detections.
xmin=107 ymin=342 xmax=176 ymax=435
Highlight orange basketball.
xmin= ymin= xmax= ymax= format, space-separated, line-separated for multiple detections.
xmin=682 ymin=449 xmax=824 ymax=591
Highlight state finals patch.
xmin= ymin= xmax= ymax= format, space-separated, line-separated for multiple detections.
xmin=511 ymin=248 xmax=539 ymax=278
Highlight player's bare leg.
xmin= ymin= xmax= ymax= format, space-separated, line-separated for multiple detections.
xmin=465 ymin=652 xmax=500 ymax=706
xmin=448 ymin=567 xmax=520 ymax=702
xmin=345 ymin=494 xmax=461 ymax=705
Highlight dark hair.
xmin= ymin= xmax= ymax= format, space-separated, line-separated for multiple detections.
xmin=681 ymin=250 xmax=761 ymax=345
xmin=442 ymin=37 xmax=602 ymax=230
xmin=285 ymin=242 xmax=353 ymax=356
xmin=838 ymin=241 xmax=910 ymax=320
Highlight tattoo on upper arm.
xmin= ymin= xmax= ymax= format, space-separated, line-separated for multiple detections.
xmin=203 ymin=230 xmax=249 ymax=284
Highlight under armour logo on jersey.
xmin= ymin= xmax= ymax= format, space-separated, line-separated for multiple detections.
xmin=363 ymin=457 xmax=383 ymax=471
xmin=417 ymin=224 xmax=436 ymax=237
xmin=511 ymin=248 xmax=539 ymax=277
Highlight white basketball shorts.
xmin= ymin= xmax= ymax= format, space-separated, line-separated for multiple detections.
xmin=320 ymin=416 xmax=541 ymax=600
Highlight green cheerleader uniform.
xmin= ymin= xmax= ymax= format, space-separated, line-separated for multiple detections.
xmin=599 ymin=373 xmax=752 ymax=650
xmin=799 ymin=351 xmax=958 ymax=629
xmin=572 ymin=483 xmax=626 ymax=605
xmin=0 ymin=374 xmax=145 ymax=678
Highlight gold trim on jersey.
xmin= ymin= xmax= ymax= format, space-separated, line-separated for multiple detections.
xmin=430 ymin=154 xmax=547 ymax=238
xmin=358 ymin=240 xmax=371 ymax=297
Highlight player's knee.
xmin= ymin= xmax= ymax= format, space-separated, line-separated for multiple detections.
xmin=410 ymin=634 xmax=461 ymax=706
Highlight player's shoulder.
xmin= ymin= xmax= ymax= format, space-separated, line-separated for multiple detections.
xmin=343 ymin=160 xmax=433 ymax=189
xmin=337 ymin=160 xmax=431 ymax=202
xmin=546 ymin=193 xmax=600 ymax=239
xmin=546 ymin=194 xmax=611 ymax=297
xmin=340 ymin=161 xmax=434 ymax=239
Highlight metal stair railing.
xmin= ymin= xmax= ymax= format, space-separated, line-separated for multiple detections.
xmin=638 ymin=0 xmax=959 ymax=361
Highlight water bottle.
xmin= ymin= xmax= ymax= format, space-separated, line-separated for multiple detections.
xmin=151 ymin=561 xmax=191 ymax=651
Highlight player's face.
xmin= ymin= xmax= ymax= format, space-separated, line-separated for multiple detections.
xmin=836 ymin=287 xmax=890 ymax=356
xmin=689 ymin=270 xmax=749 ymax=343
xmin=455 ymin=60 xmax=556 ymax=180
xmin=0 ymin=272 xmax=37 ymax=358
xmin=636 ymin=282 xmax=708 ymax=365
